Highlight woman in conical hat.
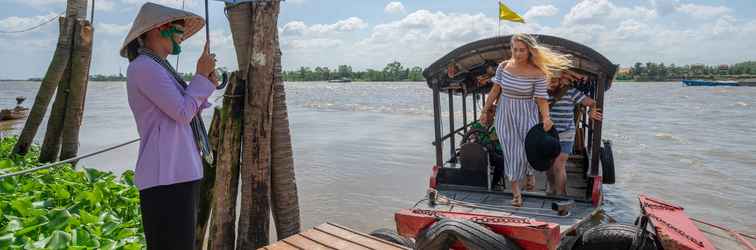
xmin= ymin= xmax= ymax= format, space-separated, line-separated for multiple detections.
xmin=121 ymin=2 xmax=218 ymax=249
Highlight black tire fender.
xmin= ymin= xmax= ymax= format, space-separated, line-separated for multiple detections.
xmin=415 ymin=218 xmax=520 ymax=250
xmin=369 ymin=228 xmax=415 ymax=248
xmin=601 ymin=140 xmax=616 ymax=184
xmin=575 ymin=223 xmax=658 ymax=250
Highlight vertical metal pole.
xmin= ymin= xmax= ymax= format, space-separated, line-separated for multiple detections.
xmin=448 ymin=89 xmax=456 ymax=162
xmin=462 ymin=91 xmax=468 ymax=134
xmin=590 ymin=76 xmax=606 ymax=176
xmin=433 ymin=80 xmax=443 ymax=167
xmin=473 ymin=93 xmax=478 ymax=121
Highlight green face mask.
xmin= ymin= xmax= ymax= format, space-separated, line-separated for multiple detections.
xmin=160 ymin=26 xmax=184 ymax=55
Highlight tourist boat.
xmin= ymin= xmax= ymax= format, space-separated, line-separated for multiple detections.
xmin=328 ymin=78 xmax=352 ymax=83
xmin=381 ymin=34 xmax=620 ymax=250
xmin=261 ymin=35 xmax=755 ymax=249
xmin=682 ymin=79 xmax=738 ymax=87
xmin=737 ymin=79 xmax=756 ymax=87
xmin=0 ymin=97 xmax=29 ymax=121
xmin=358 ymin=35 xmax=756 ymax=250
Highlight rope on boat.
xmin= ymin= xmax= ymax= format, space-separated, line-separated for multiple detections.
xmin=0 ymin=138 xmax=140 ymax=180
xmin=690 ymin=217 xmax=756 ymax=241
xmin=0 ymin=11 xmax=65 ymax=34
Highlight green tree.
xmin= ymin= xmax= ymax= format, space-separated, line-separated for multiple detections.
xmin=408 ymin=66 xmax=424 ymax=81
xmin=336 ymin=65 xmax=352 ymax=79
xmin=383 ymin=61 xmax=404 ymax=81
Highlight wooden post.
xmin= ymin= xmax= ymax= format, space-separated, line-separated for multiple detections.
xmin=39 ymin=46 xmax=75 ymax=162
xmin=433 ymin=79 xmax=443 ymax=167
xmin=12 ymin=16 xmax=74 ymax=155
xmin=461 ymin=91 xmax=468 ymax=134
xmin=448 ymin=90 xmax=455 ymax=161
xmin=59 ymin=19 xmax=93 ymax=163
xmin=36 ymin=0 xmax=89 ymax=162
xmin=195 ymin=107 xmax=222 ymax=249
xmin=590 ymin=75 xmax=606 ymax=176
xmin=209 ymin=73 xmax=244 ymax=249
xmin=270 ymin=46 xmax=301 ymax=239
xmin=227 ymin=1 xmax=281 ymax=248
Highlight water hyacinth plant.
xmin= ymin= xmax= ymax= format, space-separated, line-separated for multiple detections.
xmin=0 ymin=136 xmax=145 ymax=249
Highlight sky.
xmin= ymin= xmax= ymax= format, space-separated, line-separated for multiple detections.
xmin=1 ymin=0 xmax=756 ymax=79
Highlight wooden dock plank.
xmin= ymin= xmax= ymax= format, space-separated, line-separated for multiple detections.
xmin=317 ymin=223 xmax=408 ymax=250
xmin=302 ymin=227 xmax=372 ymax=250
xmin=282 ymin=234 xmax=334 ymax=250
xmin=262 ymin=242 xmax=302 ymax=250
xmin=262 ymin=223 xmax=409 ymax=250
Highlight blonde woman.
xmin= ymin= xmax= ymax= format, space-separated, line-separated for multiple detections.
xmin=480 ymin=34 xmax=571 ymax=206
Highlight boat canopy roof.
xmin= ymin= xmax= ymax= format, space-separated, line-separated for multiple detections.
xmin=423 ymin=34 xmax=618 ymax=94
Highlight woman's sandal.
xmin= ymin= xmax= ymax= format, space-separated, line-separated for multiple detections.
xmin=511 ymin=194 xmax=523 ymax=207
xmin=525 ymin=175 xmax=536 ymax=192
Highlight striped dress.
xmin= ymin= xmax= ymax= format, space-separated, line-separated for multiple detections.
xmin=492 ymin=64 xmax=549 ymax=182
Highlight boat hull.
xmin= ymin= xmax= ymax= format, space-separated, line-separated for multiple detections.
xmin=682 ymin=79 xmax=738 ymax=87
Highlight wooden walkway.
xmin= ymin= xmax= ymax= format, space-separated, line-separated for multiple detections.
xmin=260 ymin=223 xmax=411 ymax=250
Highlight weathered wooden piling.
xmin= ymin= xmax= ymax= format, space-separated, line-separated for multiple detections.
xmin=198 ymin=1 xmax=300 ymax=248
xmin=16 ymin=0 xmax=93 ymax=165
xmin=209 ymin=73 xmax=244 ymax=249
xmin=12 ymin=16 xmax=74 ymax=155
xmin=240 ymin=1 xmax=279 ymax=247
xmin=270 ymin=46 xmax=301 ymax=239
xmin=59 ymin=19 xmax=94 ymax=162
xmin=195 ymin=107 xmax=222 ymax=249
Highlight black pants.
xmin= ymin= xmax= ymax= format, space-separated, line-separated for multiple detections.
xmin=139 ymin=180 xmax=200 ymax=250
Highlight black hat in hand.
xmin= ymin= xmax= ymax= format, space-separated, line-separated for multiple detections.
xmin=525 ymin=123 xmax=561 ymax=171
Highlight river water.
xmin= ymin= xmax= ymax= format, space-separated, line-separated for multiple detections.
xmin=1 ymin=81 xmax=754 ymax=236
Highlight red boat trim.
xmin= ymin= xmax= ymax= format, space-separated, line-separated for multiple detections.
xmin=429 ymin=165 xmax=438 ymax=189
xmin=395 ymin=208 xmax=560 ymax=250
xmin=639 ymin=195 xmax=716 ymax=250
xmin=591 ymin=176 xmax=602 ymax=206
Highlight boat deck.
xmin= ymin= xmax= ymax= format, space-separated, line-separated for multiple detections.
xmin=415 ymin=187 xmax=597 ymax=234
xmin=420 ymin=155 xmax=598 ymax=234
xmin=261 ymin=222 xmax=410 ymax=250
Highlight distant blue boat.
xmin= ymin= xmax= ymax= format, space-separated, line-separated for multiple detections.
xmin=682 ymin=79 xmax=738 ymax=87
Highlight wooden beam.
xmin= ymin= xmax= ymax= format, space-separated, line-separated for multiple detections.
xmin=13 ymin=16 xmax=75 ymax=155
xmin=59 ymin=19 xmax=94 ymax=164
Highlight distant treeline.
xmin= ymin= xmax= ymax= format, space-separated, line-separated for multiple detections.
xmin=283 ymin=61 xmax=425 ymax=82
xmin=88 ymin=73 xmax=194 ymax=82
xmin=616 ymin=61 xmax=756 ymax=81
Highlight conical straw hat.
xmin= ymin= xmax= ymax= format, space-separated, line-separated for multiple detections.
xmin=120 ymin=2 xmax=205 ymax=58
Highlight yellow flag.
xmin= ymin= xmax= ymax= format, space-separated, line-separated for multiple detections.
xmin=499 ymin=1 xmax=525 ymax=23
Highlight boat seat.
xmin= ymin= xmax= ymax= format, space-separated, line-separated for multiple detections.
xmin=437 ymin=143 xmax=489 ymax=188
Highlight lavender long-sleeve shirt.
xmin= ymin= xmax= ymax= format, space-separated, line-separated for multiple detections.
xmin=126 ymin=55 xmax=215 ymax=190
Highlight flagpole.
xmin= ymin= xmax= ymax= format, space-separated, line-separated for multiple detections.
xmin=497 ymin=0 xmax=501 ymax=37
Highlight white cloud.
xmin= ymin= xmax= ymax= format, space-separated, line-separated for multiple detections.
xmin=675 ymin=4 xmax=732 ymax=19
xmin=650 ymin=0 xmax=679 ymax=15
xmin=384 ymin=2 xmax=406 ymax=14
xmin=97 ymin=22 xmax=131 ymax=36
xmin=86 ymin=0 xmax=117 ymax=11
xmin=524 ymin=5 xmax=558 ymax=20
xmin=286 ymin=38 xmax=343 ymax=50
xmin=10 ymin=0 xmax=65 ymax=8
xmin=563 ymin=0 xmax=656 ymax=25
xmin=121 ymin=0 xmax=195 ymax=8
xmin=0 ymin=12 xmax=60 ymax=33
xmin=281 ymin=17 xmax=367 ymax=37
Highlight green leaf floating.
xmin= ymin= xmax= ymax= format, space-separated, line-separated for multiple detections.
xmin=0 ymin=136 xmax=146 ymax=249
